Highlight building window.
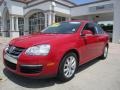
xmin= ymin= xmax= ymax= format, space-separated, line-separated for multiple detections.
xmin=29 ymin=12 xmax=45 ymax=34
xmin=55 ymin=15 xmax=66 ymax=23
xmin=18 ymin=17 xmax=24 ymax=36
xmin=6 ymin=19 xmax=10 ymax=33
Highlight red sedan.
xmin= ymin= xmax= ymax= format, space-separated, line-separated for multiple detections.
xmin=3 ymin=20 xmax=109 ymax=82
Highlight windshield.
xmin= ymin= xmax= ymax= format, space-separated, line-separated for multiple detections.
xmin=41 ymin=22 xmax=81 ymax=34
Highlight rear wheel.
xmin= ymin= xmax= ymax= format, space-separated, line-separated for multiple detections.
xmin=58 ymin=53 xmax=78 ymax=82
xmin=100 ymin=45 xmax=108 ymax=59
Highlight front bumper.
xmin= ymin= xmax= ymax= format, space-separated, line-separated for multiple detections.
xmin=3 ymin=53 xmax=58 ymax=78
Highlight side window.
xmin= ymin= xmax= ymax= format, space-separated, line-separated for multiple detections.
xmin=94 ymin=23 xmax=105 ymax=34
xmin=83 ymin=23 xmax=97 ymax=35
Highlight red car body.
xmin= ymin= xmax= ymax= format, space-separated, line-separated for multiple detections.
xmin=3 ymin=20 xmax=109 ymax=79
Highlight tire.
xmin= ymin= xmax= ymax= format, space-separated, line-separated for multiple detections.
xmin=57 ymin=52 xmax=78 ymax=82
xmin=100 ymin=45 xmax=108 ymax=59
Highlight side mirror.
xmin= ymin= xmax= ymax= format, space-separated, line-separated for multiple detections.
xmin=82 ymin=30 xmax=93 ymax=36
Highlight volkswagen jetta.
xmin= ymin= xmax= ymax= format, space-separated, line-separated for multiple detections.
xmin=3 ymin=20 xmax=109 ymax=82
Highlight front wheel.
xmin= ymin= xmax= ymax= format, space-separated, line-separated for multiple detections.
xmin=100 ymin=45 xmax=108 ymax=59
xmin=58 ymin=53 xmax=78 ymax=82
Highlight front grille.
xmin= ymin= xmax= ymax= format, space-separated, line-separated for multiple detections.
xmin=5 ymin=59 xmax=16 ymax=70
xmin=6 ymin=45 xmax=24 ymax=57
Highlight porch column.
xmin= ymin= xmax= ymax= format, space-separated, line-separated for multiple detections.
xmin=113 ymin=0 xmax=120 ymax=43
xmin=45 ymin=13 xmax=48 ymax=27
xmin=10 ymin=16 xmax=14 ymax=32
xmin=52 ymin=12 xmax=56 ymax=24
xmin=47 ymin=12 xmax=56 ymax=26
xmin=24 ymin=17 xmax=29 ymax=35
xmin=48 ymin=12 xmax=52 ymax=26
xmin=10 ymin=16 xmax=19 ymax=38
xmin=16 ymin=17 xmax=19 ymax=31
xmin=0 ymin=17 xmax=2 ymax=36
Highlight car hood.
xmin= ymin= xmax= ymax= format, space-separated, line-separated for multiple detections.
xmin=10 ymin=34 xmax=72 ymax=48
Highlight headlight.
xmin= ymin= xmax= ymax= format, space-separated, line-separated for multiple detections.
xmin=25 ymin=44 xmax=51 ymax=56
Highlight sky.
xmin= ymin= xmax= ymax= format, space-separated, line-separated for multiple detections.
xmin=70 ymin=0 xmax=97 ymax=4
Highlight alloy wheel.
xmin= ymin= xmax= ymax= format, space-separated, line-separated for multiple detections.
xmin=63 ymin=56 xmax=77 ymax=78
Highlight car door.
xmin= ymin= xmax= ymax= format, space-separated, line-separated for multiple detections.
xmin=80 ymin=23 xmax=100 ymax=63
xmin=94 ymin=23 xmax=107 ymax=55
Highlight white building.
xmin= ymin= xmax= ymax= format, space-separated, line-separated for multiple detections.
xmin=0 ymin=0 xmax=120 ymax=43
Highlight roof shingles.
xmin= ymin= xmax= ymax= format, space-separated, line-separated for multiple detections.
xmin=0 ymin=0 xmax=36 ymax=4
xmin=11 ymin=0 xmax=34 ymax=3
xmin=0 ymin=0 xmax=76 ymax=5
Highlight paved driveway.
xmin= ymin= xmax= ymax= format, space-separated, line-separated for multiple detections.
xmin=0 ymin=38 xmax=120 ymax=90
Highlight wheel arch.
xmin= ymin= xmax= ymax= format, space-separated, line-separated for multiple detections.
xmin=61 ymin=49 xmax=80 ymax=65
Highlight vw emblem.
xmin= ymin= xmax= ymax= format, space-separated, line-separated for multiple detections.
xmin=9 ymin=46 xmax=16 ymax=53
